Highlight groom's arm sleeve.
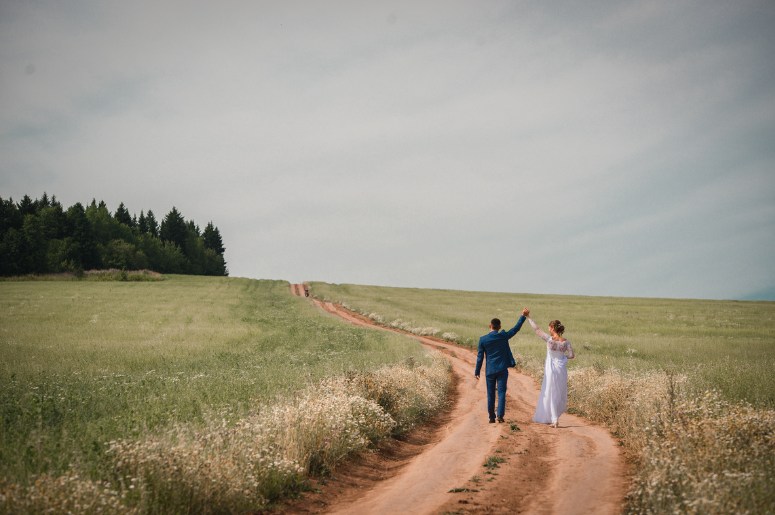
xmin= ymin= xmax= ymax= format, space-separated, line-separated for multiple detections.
xmin=504 ymin=315 xmax=526 ymax=338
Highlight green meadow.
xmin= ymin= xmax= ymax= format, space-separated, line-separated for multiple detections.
xmin=310 ymin=282 xmax=775 ymax=408
xmin=0 ymin=276 xmax=430 ymax=484
xmin=2 ymin=276 xmax=773 ymax=513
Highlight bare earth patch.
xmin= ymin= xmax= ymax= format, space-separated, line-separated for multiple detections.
xmin=285 ymin=285 xmax=629 ymax=514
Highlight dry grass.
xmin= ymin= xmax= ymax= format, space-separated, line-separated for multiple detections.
xmin=0 ymin=355 xmax=451 ymax=514
xmin=569 ymin=368 xmax=775 ymax=514
xmin=0 ymin=472 xmax=136 ymax=515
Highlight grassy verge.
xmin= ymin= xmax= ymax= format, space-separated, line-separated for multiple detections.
xmin=308 ymin=282 xmax=775 ymax=513
xmin=2 ymin=356 xmax=450 ymax=514
xmin=0 ymin=276 xmax=450 ymax=512
xmin=570 ymin=368 xmax=774 ymax=513
xmin=0 ymin=269 xmax=164 ymax=282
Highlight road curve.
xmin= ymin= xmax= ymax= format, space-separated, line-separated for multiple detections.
xmin=290 ymin=284 xmax=627 ymax=514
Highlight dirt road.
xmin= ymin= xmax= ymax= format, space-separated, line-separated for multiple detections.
xmin=288 ymin=284 xmax=628 ymax=514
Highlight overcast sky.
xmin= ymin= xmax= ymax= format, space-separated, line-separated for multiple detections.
xmin=2 ymin=1 xmax=774 ymax=300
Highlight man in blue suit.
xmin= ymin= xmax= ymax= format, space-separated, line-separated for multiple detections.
xmin=475 ymin=308 xmax=527 ymax=423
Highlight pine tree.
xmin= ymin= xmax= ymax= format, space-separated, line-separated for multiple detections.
xmin=114 ymin=202 xmax=134 ymax=227
xmin=160 ymin=207 xmax=187 ymax=250
xmin=146 ymin=210 xmax=159 ymax=237
xmin=18 ymin=195 xmax=35 ymax=216
xmin=202 ymin=222 xmax=225 ymax=255
xmin=186 ymin=220 xmax=200 ymax=237
xmin=138 ymin=211 xmax=148 ymax=234
xmin=21 ymin=213 xmax=46 ymax=273
xmin=66 ymin=202 xmax=99 ymax=270
xmin=0 ymin=196 xmax=22 ymax=236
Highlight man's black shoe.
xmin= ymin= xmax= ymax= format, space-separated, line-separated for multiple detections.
xmin=489 ymin=418 xmax=496 ymax=423
xmin=497 ymin=417 xmax=505 ymax=423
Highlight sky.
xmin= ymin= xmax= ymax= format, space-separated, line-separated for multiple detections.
xmin=1 ymin=0 xmax=774 ymax=300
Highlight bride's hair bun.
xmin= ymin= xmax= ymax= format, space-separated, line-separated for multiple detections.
xmin=550 ymin=320 xmax=565 ymax=335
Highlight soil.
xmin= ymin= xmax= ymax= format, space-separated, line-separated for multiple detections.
xmin=283 ymin=284 xmax=629 ymax=514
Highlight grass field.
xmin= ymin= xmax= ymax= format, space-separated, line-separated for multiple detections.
xmin=309 ymin=282 xmax=775 ymax=408
xmin=3 ymin=277 xmax=772 ymax=513
xmin=309 ymin=282 xmax=775 ymax=513
xmin=0 ymin=275 xmax=440 ymax=505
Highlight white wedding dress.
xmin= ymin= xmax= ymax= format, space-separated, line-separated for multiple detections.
xmin=528 ymin=318 xmax=575 ymax=425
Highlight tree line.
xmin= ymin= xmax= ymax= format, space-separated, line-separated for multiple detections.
xmin=0 ymin=193 xmax=227 ymax=277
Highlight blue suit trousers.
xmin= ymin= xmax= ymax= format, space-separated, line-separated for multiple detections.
xmin=486 ymin=369 xmax=508 ymax=420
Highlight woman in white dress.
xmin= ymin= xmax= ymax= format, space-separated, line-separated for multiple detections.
xmin=524 ymin=310 xmax=575 ymax=428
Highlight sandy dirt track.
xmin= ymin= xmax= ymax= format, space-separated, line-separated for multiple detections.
xmin=287 ymin=284 xmax=628 ymax=514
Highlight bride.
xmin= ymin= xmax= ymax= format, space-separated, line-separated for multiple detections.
xmin=523 ymin=309 xmax=575 ymax=428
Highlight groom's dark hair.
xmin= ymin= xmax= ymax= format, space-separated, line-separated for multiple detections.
xmin=491 ymin=318 xmax=501 ymax=330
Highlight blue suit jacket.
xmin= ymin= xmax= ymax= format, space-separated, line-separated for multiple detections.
xmin=475 ymin=316 xmax=526 ymax=377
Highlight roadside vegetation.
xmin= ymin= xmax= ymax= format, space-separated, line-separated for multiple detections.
xmin=0 ymin=276 xmax=450 ymax=513
xmin=310 ymin=281 xmax=775 ymax=513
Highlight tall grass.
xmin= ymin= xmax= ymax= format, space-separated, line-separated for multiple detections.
xmin=570 ymin=368 xmax=775 ymax=513
xmin=309 ymin=282 xmax=775 ymax=513
xmin=0 ymin=276 xmax=447 ymax=512
xmin=2 ymin=355 xmax=451 ymax=513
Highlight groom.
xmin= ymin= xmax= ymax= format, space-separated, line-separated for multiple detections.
xmin=474 ymin=308 xmax=527 ymax=423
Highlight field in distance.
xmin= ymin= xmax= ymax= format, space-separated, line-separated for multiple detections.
xmin=309 ymin=282 xmax=775 ymax=408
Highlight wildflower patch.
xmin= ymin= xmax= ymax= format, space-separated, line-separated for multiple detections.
xmin=1 ymin=353 xmax=451 ymax=513
xmin=568 ymin=367 xmax=775 ymax=513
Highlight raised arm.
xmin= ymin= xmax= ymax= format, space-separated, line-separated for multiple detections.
xmin=527 ymin=317 xmax=551 ymax=342
xmin=503 ymin=315 xmax=526 ymax=338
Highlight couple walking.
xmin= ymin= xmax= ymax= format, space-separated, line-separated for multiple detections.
xmin=474 ymin=307 xmax=575 ymax=427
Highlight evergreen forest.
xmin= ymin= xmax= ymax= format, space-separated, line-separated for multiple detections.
xmin=0 ymin=193 xmax=227 ymax=277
